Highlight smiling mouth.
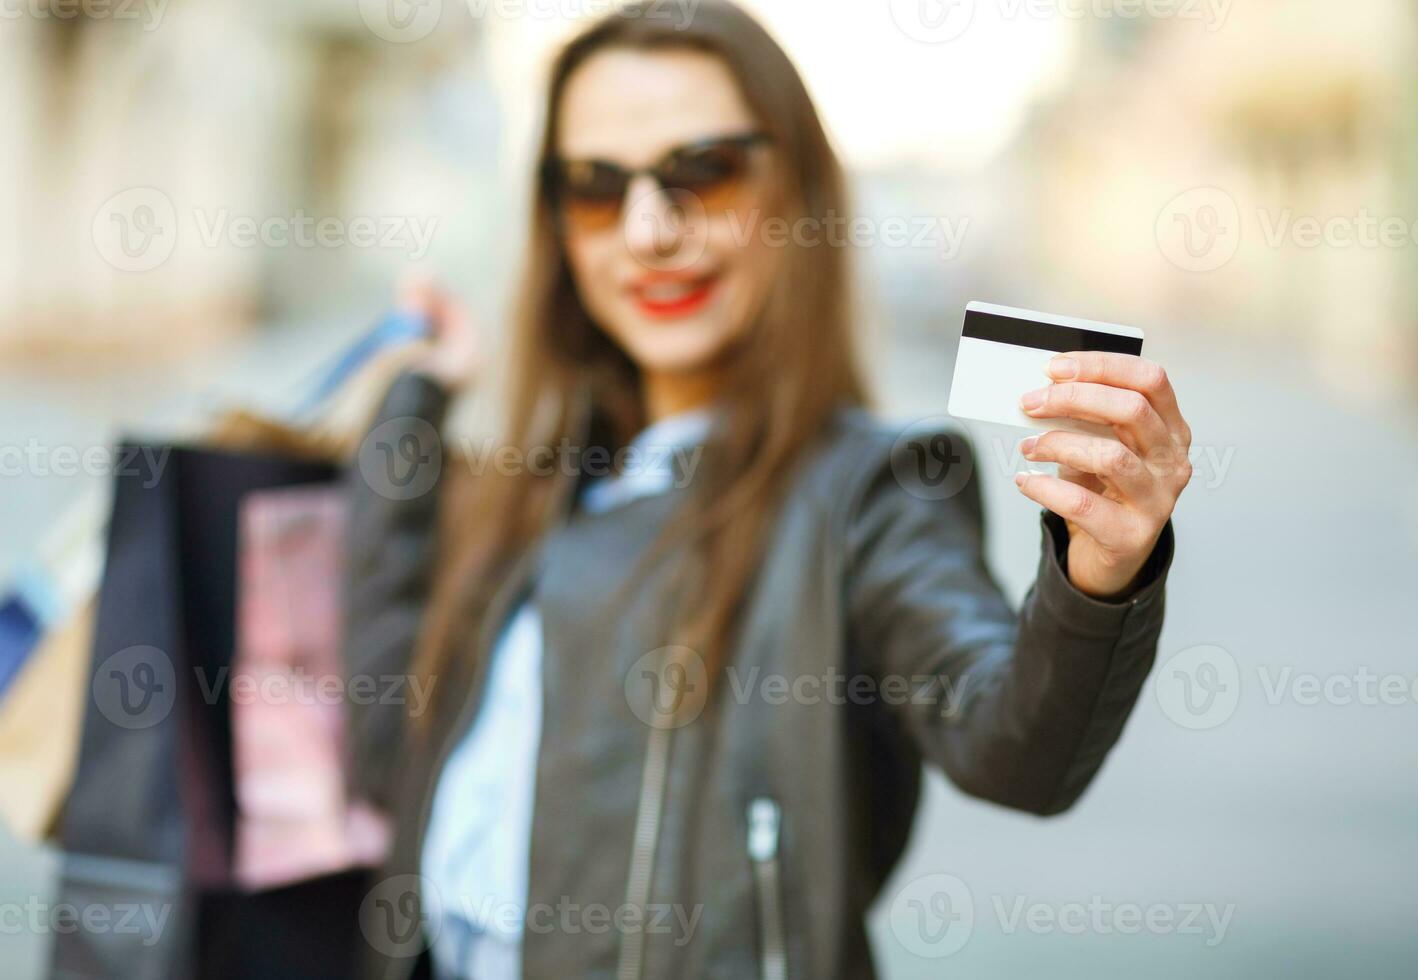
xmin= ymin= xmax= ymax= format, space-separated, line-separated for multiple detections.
xmin=628 ymin=272 xmax=721 ymax=319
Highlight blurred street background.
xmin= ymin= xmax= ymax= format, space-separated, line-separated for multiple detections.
xmin=2 ymin=0 xmax=1417 ymax=977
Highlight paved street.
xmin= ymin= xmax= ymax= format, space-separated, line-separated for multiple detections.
xmin=2 ymin=312 xmax=1415 ymax=977
xmin=871 ymin=321 xmax=1418 ymax=978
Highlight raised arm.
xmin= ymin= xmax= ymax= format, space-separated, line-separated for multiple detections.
xmin=845 ymin=430 xmax=1174 ymax=815
xmin=343 ymin=370 xmax=453 ymax=808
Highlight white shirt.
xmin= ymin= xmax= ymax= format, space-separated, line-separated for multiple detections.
xmin=421 ymin=408 xmax=712 ymax=980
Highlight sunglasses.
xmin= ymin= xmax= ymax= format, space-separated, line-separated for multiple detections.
xmin=543 ymin=132 xmax=769 ymax=234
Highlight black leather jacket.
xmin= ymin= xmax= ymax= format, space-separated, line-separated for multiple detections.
xmin=344 ymin=371 xmax=1174 ymax=979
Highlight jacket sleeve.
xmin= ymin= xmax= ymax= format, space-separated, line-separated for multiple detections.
xmin=844 ymin=428 xmax=1173 ymax=815
xmin=342 ymin=370 xmax=452 ymax=809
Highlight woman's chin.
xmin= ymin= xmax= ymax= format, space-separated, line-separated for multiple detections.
xmin=614 ymin=321 xmax=739 ymax=378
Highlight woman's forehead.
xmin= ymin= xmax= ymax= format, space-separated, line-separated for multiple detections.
xmin=556 ymin=48 xmax=757 ymax=164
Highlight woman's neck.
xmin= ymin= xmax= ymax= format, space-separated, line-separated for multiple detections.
xmin=641 ymin=367 xmax=724 ymax=424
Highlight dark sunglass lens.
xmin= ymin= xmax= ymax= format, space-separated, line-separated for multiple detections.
xmin=662 ymin=142 xmax=750 ymax=191
xmin=560 ymin=160 xmax=628 ymax=202
xmin=552 ymin=160 xmax=628 ymax=231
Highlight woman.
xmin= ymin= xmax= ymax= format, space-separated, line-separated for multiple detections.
xmin=344 ymin=2 xmax=1191 ymax=978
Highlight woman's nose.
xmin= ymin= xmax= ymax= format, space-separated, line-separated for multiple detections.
xmin=620 ymin=173 xmax=696 ymax=264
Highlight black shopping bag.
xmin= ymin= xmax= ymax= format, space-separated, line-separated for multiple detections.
xmin=54 ymin=443 xmax=337 ymax=979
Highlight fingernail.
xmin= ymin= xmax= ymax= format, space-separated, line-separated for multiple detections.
xmin=1020 ymin=388 xmax=1046 ymax=412
xmin=1048 ymin=356 xmax=1078 ymax=380
xmin=1013 ymin=472 xmax=1027 ymax=488
xmin=1019 ymin=436 xmax=1038 ymax=457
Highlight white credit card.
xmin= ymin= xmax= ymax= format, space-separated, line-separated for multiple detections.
xmin=947 ymin=302 xmax=1145 ymax=436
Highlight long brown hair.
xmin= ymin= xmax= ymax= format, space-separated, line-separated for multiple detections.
xmin=414 ymin=0 xmax=867 ymax=715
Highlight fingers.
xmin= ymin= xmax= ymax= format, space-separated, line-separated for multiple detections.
xmin=397 ymin=272 xmax=439 ymax=316
xmin=1045 ymin=352 xmax=1188 ymax=443
xmin=1012 ymin=471 xmax=1140 ymax=547
xmin=1020 ymin=380 xmax=1173 ymax=453
xmin=1020 ymin=431 xmax=1156 ymax=503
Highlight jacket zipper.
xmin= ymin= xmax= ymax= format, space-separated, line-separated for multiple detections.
xmin=615 ymin=723 xmax=675 ymax=980
xmin=747 ymin=797 xmax=787 ymax=980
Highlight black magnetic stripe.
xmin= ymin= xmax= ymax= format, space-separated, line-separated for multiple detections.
xmin=963 ymin=310 xmax=1143 ymax=355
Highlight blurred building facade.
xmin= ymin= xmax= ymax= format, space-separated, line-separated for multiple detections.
xmin=1 ymin=0 xmax=1414 ymax=408
xmin=0 ymin=0 xmax=502 ymax=361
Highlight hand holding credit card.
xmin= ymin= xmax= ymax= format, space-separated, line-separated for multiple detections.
xmin=945 ymin=301 xmax=1193 ymax=600
xmin=948 ymin=302 xmax=1144 ymax=437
